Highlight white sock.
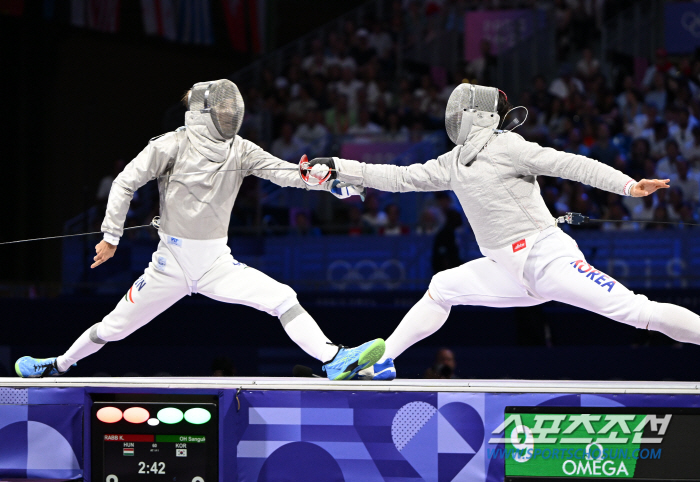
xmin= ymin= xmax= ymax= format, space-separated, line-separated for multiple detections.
xmin=382 ymin=291 xmax=451 ymax=361
xmin=281 ymin=306 xmax=337 ymax=362
xmin=648 ymin=302 xmax=700 ymax=344
xmin=56 ymin=324 xmax=106 ymax=372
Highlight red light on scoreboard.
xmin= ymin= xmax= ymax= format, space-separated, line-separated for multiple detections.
xmin=123 ymin=407 xmax=150 ymax=424
xmin=96 ymin=407 xmax=123 ymax=423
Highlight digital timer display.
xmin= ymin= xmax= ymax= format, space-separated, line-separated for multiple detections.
xmin=91 ymin=395 xmax=217 ymax=482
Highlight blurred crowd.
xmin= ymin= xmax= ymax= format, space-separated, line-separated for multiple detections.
xmin=84 ymin=0 xmax=700 ymax=242
xmin=518 ymin=46 xmax=700 ymax=231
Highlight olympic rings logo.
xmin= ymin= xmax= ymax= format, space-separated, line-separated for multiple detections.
xmin=327 ymin=259 xmax=406 ymax=290
xmin=681 ymin=11 xmax=700 ymax=38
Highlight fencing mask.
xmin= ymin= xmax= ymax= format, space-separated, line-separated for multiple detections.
xmin=445 ymin=83 xmax=500 ymax=145
xmin=188 ymin=79 xmax=244 ymax=139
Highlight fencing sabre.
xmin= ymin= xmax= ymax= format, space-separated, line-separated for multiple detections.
xmin=556 ymin=212 xmax=700 ymax=227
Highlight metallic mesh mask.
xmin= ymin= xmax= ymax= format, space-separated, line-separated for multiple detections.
xmin=188 ymin=79 xmax=244 ymax=139
xmin=445 ymin=83 xmax=499 ymax=145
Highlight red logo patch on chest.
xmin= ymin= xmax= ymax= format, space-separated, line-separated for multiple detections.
xmin=512 ymin=239 xmax=526 ymax=252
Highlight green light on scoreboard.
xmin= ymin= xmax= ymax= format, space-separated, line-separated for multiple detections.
xmin=157 ymin=407 xmax=184 ymax=424
xmin=184 ymin=408 xmax=212 ymax=425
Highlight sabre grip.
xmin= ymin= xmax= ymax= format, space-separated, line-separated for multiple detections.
xmin=309 ymin=157 xmax=338 ymax=181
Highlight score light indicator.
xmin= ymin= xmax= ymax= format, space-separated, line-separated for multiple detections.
xmin=96 ymin=407 xmax=123 ymax=424
xmin=97 ymin=406 xmax=211 ymax=425
xmin=184 ymin=408 xmax=211 ymax=425
xmin=157 ymin=407 xmax=184 ymax=424
xmin=123 ymin=407 xmax=150 ymax=424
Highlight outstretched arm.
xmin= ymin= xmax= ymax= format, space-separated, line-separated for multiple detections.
xmin=239 ymin=139 xmax=330 ymax=191
xmin=311 ymin=155 xmax=452 ymax=193
xmin=511 ymin=135 xmax=669 ymax=197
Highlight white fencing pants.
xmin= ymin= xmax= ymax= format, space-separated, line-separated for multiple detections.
xmin=57 ymin=234 xmax=336 ymax=371
xmin=384 ymin=228 xmax=700 ymax=360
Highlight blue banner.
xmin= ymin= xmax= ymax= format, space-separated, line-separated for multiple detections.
xmin=665 ymin=2 xmax=700 ymax=53
xmin=63 ymin=230 xmax=700 ymax=294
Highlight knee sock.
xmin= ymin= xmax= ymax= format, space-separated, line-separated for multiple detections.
xmin=56 ymin=323 xmax=107 ymax=372
xmin=648 ymin=302 xmax=700 ymax=345
xmin=280 ymin=305 xmax=337 ymax=362
xmin=382 ymin=291 xmax=451 ymax=362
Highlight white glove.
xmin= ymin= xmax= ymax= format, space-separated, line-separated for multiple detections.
xmin=310 ymin=164 xmax=331 ymax=181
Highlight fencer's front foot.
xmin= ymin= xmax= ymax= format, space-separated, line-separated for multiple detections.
xmin=322 ymin=339 xmax=385 ymax=380
xmin=355 ymin=358 xmax=397 ymax=381
xmin=14 ymin=356 xmax=75 ymax=378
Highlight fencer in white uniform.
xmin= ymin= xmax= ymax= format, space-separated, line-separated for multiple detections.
xmin=15 ymin=80 xmax=385 ymax=380
xmin=308 ymin=83 xmax=700 ymax=379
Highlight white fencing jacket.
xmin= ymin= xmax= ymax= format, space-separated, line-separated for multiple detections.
xmin=102 ymin=110 xmax=328 ymax=244
xmin=334 ymin=131 xmax=636 ymax=251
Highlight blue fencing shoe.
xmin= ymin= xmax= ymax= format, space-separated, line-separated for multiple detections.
xmin=355 ymin=358 xmax=396 ymax=380
xmin=322 ymin=339 xmax=385 ymax=380
xmin=15 ymin=357 xmax=75 ymax=378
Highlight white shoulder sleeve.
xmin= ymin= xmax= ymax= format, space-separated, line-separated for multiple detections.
xmin=334 ymin=152 xmax=452 ymax=193
xmin=511 ymin=135 xmax=635 ymax=196
xmin=101 ymin=132 xmax=179 ymax=240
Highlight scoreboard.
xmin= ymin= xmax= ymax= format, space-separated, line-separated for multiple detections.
xmin=91 ymin=395 xmax=218 ymax=482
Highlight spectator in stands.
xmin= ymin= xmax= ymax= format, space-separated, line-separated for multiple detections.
xmin=627 ymin=103 xmax=658 ymax=140
xmin=531 ymin=74 xmax=551 ymax=113
xmin=647 ymin=121 xmax=670 ymax=160
xmin=631 ymin=193 xmax=657 ymax=228
xmin=290 ymin=210 xmax=321 ymax=237
xmin=576 ymin=47 xmax=600 ymax=81
xmin=325 ymin=94 xmax=356 ymax=135
xmin=432 ymin=209 xmax=463 ymax=274
xmin=682 ymin=125 xmax=700 ymax=166
xmin=415 ymin=207 xmax=443 ymax=235
xmin=589 ymin=124 xmax=621 ymax=167
xmin=286 ymin=86 xmax=318 ymax=124
xmin=351 ymin=28 xmax=377 ymax=67
xmin=642 ymin=48 xmax=675 ymax=90
xmin=673 ymin=159 xmax=700 ymax=206
xmin=335 ymin=66 xmax=364 ymax=109
xmin=368 ymin=20 xmax=393 ymax=61
xmin=668 ymin=187 xmax=685 ymax=221
xmin=627 ymin=137 xmax=651 ymax=178
xmin=656 ymin=139 xmax=683 ymax=179
xmin=548 ymin=64 xmax=584 ymax=100
xmin=672 ymin=108 xmax=696 ymax=145
xmin=385 ymin=112 xmax=409 ymax=142
xmin=348 ymin=108 xmax=384 ymax=138
xmin=295 ymin=110 xmax=329 ymax=158
xmin=271 ymin=122 xmax=305 ymax=162
xmin=601 ymin=201 xmax=636 ymax=232
xmin=361 ymin=193 xmax=388 ymax=232
xmin=547 ymin=97 xmax=568 ymax=140
xmin=648 ymin=203 xmax=671 ymax=230
xmin=347 ymin=204 xmax=372 ymax=236
xmin=563 ymin=127 xmax=590 ymax=156
xmin=379 ymin=203 xmax=410 ymax=236
xmin=679 ymin=203 xmax=697 ymax=227
xmin=294 ymin=110 xmax=328 ymax=155
xmin=467 ymin=39 xmax=497 ymax=85
xmin=645 ymin=72 xmax=668 ymax=112
xmin=423 ymin=348 xmax=457 ymax=379
xmin=302 ymin=38 xmax=327 ymax=76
